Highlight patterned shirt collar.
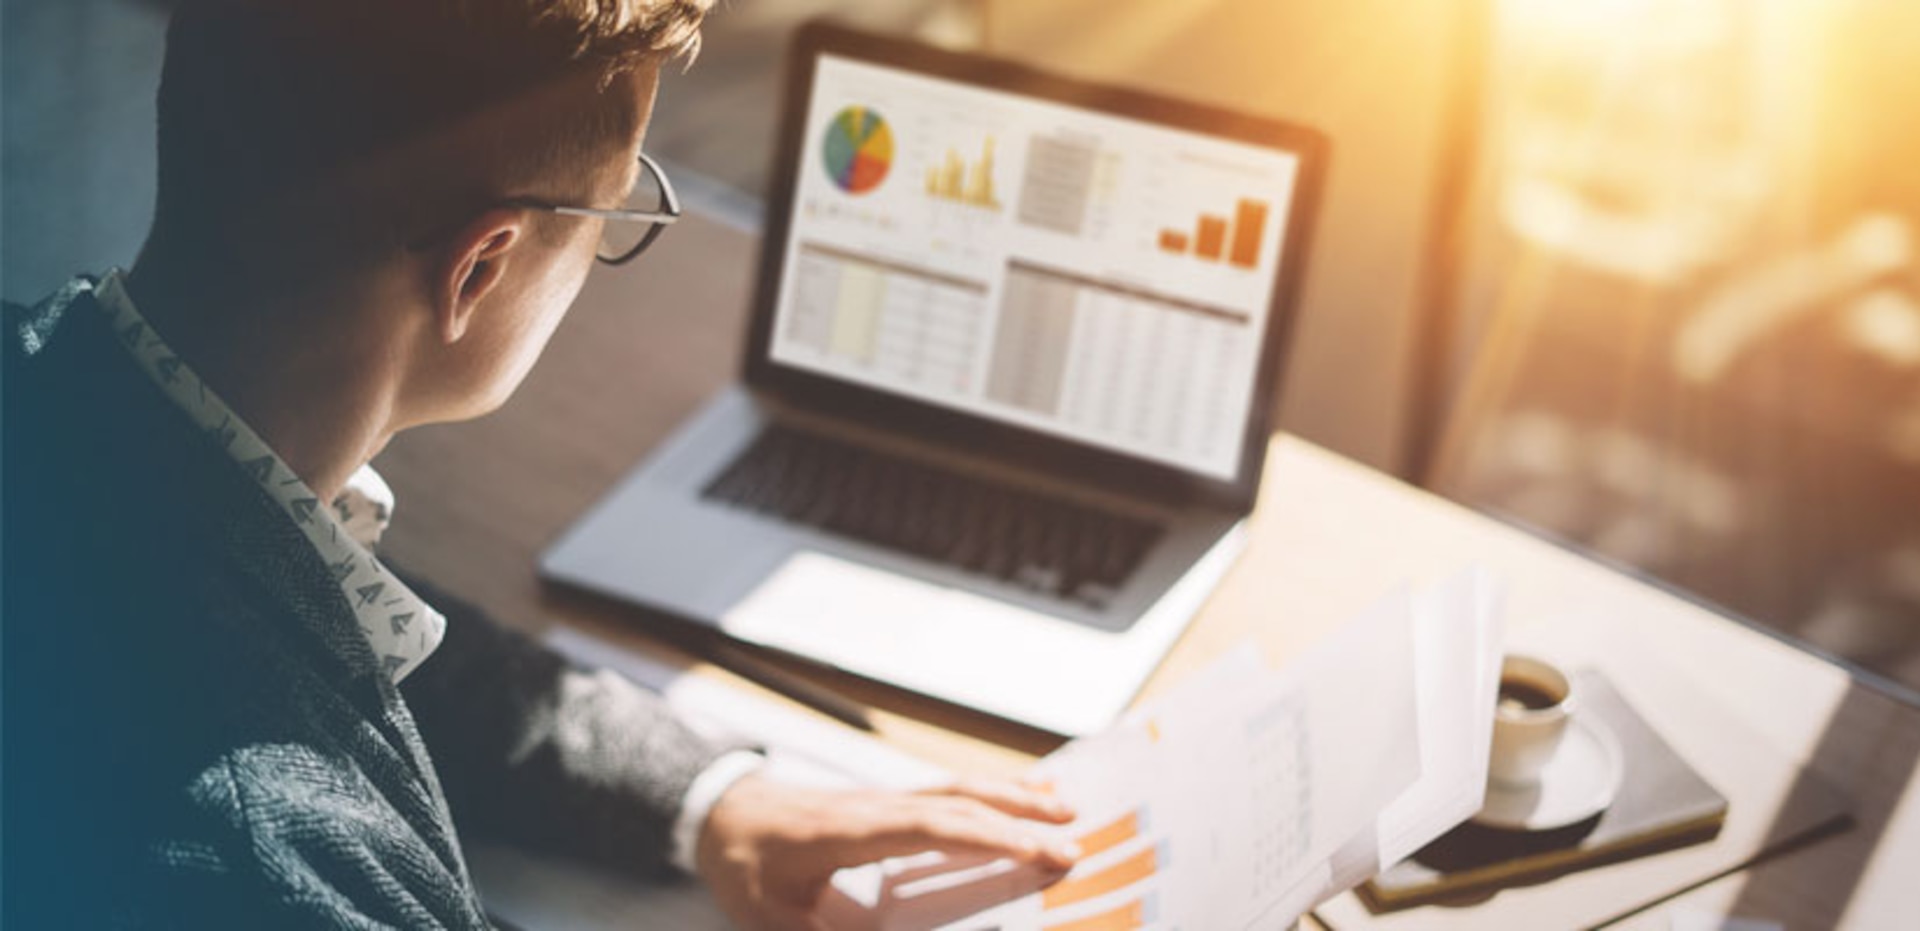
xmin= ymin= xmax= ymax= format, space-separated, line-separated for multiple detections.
xmin=88 ymin=271 xmax=446 ymax=682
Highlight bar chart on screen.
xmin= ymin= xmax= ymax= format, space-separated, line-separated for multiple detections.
xmin=925 ymin=136 xmax=1003 ymax=210
xmin=1156 ymin=198 xmax=1271 ymax=270
xmin=773 ymin=53 xmax=1302 ymax=480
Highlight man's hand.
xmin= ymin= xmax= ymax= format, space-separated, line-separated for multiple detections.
xmin=695 ymin=775 xmax=1080 ymax=931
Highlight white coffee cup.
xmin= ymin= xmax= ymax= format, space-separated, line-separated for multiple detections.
xmin=1488 ymin=654 xmax=1574 ymax=787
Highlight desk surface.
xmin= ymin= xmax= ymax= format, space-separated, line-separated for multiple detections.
xmin=375 ymin=212 xmax=1920 ymax=929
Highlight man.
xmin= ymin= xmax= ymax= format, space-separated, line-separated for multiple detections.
xmin=1 ymin=1 xmax=1078 ymax=927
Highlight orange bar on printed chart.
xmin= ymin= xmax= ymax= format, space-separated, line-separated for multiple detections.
xmin=1158 ymin=229 xmax=1190 ymax=254
xmin=1075 ymin=808 xmax=1148 ymax=859
xmin=1042 ymin=895 xmax=1157 ymax=931
xmin=1193 ymin=215 xmax=1228 ymax=260
xmin=1228 ymin=198 xmax=1267 ymax=268
xmin=1042 ymin=843 xmax=1165 ymax=910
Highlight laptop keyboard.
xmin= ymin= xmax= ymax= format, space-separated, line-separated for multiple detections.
xmin=701 ymin=426 xmax=1166 ymax=608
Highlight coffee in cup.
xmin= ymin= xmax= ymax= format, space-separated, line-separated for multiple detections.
xmin=1489 ymin=654 xmax=1573 ymax=786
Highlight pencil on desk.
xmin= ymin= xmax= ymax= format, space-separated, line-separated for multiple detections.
xmin=706 ymin=639 xmax=877 ymax=732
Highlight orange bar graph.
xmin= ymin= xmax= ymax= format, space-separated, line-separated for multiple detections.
xmin=1042 ymin=843 xmax=1163 ymax=910
xmin=1194 ymin=215 xmax=1228 ymax=261
xmin=1229 ymin=198 xmax=1268 ymax=268
xmin=1043 ymin=897 xmax=1153 ymax=931
xmin=1160 ymin=198 xmax=1271 ymax=269
xmin=1076 ymin=809 xmax=1146 ymax=859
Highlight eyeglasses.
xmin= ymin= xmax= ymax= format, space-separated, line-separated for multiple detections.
xmin=529 ymin=152 xmax=681 ymax=265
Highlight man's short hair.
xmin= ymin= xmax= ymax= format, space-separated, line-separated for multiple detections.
xmin=151 ymin=0 xmax=714 ymax=282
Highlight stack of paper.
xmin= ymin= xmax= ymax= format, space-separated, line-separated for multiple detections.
xmin=475 ymin=570 xmax=1503 ymax=930
xmin=823 ymin=570 xmax=1504 ymax=930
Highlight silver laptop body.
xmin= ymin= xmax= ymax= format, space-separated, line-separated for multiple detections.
xmin=542 ymin=22 xmax=1327 ymax=736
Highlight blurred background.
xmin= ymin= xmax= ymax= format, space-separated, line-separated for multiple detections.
xmin=6 ymin=0 xmax=1917 ymax=698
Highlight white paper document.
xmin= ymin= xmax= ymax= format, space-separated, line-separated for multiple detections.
xmin=827 ymin=569 xmax=1504 ymax=931
xmin=474 ymin=570 xmax=1502 ymax=931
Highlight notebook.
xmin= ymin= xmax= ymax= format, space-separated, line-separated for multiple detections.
xmin=1357 ymin=670 xmax=1729 ymax=909
xmin=1315 ymin=651 xmax=1856 ymax=931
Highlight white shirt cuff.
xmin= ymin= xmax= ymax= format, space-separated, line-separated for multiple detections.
xmin=669 ymin=750 xmax=767 ymax=874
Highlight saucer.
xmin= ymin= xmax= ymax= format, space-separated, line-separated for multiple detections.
xmin=1474 ymin=715 xmax=1624 ymax=831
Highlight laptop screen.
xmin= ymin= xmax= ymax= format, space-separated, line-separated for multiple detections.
xmin=768 ymin=54 xmax=1304 ymax=482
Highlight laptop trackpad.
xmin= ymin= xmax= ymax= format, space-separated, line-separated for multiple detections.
xmin=722 ymin=550 xmax=1147 ymax=729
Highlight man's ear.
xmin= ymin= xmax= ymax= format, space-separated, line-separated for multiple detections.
xmin=433 ymin=208 xmax=527 ymax=344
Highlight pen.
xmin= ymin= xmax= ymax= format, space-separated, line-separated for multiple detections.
xmin=705 ymin=639 xmax=877 ymax=732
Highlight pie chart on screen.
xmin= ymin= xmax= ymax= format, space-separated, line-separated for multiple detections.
xmin=822 ymin=106 xmax=893 ymax=195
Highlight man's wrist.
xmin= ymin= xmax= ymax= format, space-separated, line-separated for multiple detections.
xmin=669 ymin=750 xmax=767 ymax=874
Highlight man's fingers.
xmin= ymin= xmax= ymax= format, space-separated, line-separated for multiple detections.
xmin=920 ymin=779 xmax=1076 ymax=824
xmin=821 ymin=796 xmax=1080 ymax=871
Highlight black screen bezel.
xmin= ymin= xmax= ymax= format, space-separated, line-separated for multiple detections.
xmin=743 ymin=20 xmax=1329 ymax=511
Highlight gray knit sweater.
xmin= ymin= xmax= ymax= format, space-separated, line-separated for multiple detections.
xmin=2 ymin=284 xmax=728 ymax=927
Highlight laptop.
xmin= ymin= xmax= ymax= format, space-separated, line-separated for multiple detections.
xmin=541 ymin=21 xmax=1327 ymax=736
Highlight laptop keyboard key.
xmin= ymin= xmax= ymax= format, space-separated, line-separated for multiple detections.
xmin=702 ymin=426 xmax=1165 ymax=602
